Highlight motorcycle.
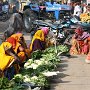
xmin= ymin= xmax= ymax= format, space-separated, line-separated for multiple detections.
xmin=62 ymin=15 xmax=90 ymax=32
xmin=32 ymin=20 xmax=70 ymax=44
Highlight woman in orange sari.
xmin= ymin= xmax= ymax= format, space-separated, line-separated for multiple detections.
xmin=0 ymin=41 xmax=20 ymax=80
xmin=70 ymin=26 xmax=90 ymax=55
xmin=30 ymin=27 xmax=49 ymax=52
xmin=6 ymin=37 xmax=27 ymax=67
xmin=11 ymin=33 xmax=31 ymax=58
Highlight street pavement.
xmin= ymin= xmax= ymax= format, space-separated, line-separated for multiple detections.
xmin=50 ymin=55 xmax=90 ymax=90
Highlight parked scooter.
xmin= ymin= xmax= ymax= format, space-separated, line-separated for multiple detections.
xmin=32 ymin=20 xmax=70 ymax=44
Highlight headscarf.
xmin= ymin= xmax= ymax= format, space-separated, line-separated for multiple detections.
xmin=30 ymin=30 xmax=45 ymax=51
xmin=11 ymin=33 xmax=27 ymax=49
xmin=75 ymin=26 xmax=83 ymax=36
xmin=6 ymin=37 xmax=16 ymax=49
xmin=6 ymin=37 xmax=21 ymax=53
xmin=0 ymin=42 xmax=12 ymax=54
xmin=0 ymin=42 xmax=14 ymax=71
xmin=41 ymin=27 xmax=49 ymax=36
xmin=75 ymin=26 xmax=90 ymax=40
xmin=11 ymin=33 xmax=23 ymax=42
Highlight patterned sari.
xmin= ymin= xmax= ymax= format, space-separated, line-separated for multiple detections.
xmin=70 ymin=26 xmax=90 ymax=55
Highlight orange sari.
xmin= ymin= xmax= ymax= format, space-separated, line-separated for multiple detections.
xmin=70 ymin=27 xmax=90 ymax=55
xmin=11 ymin=33 xmax=31 ymax=58
xmin=6 ymin=37 xmax=26 ymax=63
xmin=70 ymin=38 xmax=89 ymax=55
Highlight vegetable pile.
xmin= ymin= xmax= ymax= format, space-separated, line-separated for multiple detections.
xmin=80 ymin=13 xmax=90 ymax=23
xmin=0 ymin=45 xmax=69 ymax=89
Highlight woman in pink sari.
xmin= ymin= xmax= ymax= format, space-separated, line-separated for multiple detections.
xmin=70 ymin=26 xmax=90 ymax=55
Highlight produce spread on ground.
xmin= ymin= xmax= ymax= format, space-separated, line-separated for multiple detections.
xmin=0 ymin=45 xmax=69 ymax=90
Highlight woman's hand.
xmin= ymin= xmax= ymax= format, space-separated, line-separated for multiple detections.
xmin=19 ymin=46 xmax=25 ymax=52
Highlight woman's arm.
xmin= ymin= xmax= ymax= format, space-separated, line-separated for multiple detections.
xmin=5 ymin=48 xmax=20 ymax=63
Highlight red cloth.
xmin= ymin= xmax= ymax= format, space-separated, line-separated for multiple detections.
xmin=75 ymin=26 xmax=83 ymax=36
xmin=6 ymin=37 xmax=16 ymax=49
xmin=82 ymin=44 xmax=89 ymax=54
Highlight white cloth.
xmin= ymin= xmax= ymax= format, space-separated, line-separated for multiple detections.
xmin=83 ymin=6 xmax=87 ymax=13
xmin=73 ymin=5 xmax=82 ymax=16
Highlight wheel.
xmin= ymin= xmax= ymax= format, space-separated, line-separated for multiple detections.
xmin=23 ymin=9 xmax=37 ymax=33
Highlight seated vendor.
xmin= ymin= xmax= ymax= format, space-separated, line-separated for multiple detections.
xmin=0 ymin=41 xmax=20 ymax=80
xmin=30 ymin=27 xmax=49 ymax=52
xmin=70 ymin=26 xmax=90 ymax=55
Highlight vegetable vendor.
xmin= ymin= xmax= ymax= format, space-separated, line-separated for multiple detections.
xmin=30 ymin=27 xmax=49 ymax=52
xmin=70 ymin=26 xmax=90 ymax=55
xmin=6 ymin=37 xmax=28 ymax=67
xmin=11 ymin=33 xmax=31 ymax=58
xmin=0 ymin=41 xmax=20 ymax=80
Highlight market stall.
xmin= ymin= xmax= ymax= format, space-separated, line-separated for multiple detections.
xmin=0 ymin=44 xmax=69 ymax=90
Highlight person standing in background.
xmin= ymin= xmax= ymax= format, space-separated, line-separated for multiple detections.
xmin=67 ymin=0 xmax=71 ymax=5
xmin=84 ymin=3 xmax=87 ymax=13
xmin=73 ymin=2 xmax=82 ymax=20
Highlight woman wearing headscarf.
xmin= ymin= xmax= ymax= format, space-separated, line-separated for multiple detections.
xmin=11 ymin=33 xmax=27 ymax=49
xmin=6 ymin=37 xmax=27 ymax=66
xmin=70 ymin=26 xmax=90 ymax=55
xmin=0 ymin=41 xmax=20 ymax=80
xmin=11 ymin=33 xmax=31 ymax=58
xmin=30 ymin=27 xmax=49 ymax=52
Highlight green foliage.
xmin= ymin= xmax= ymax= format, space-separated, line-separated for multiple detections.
xmin=0 ymin=45 xmax=68 ymax=89
xmin=57 ymin=45 xmax=69 ymax=53
xmin=0 ymin=77 xmax=13 ymax=89
xmin=43 ymin=46 xmax=56 ymax=54
xmin=31 ymin=50 xmax=43 ymax=60
xmin=13 ymin=74 xmax=23 ymax=84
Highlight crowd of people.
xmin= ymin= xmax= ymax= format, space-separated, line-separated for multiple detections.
xmin=0 ymin=0 xmax=90 ymax=15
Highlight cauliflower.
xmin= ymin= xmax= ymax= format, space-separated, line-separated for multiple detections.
xmin=23 ymin=75 xmax=31 ymax=83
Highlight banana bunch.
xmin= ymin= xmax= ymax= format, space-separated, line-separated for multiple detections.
xmin=80 ymin=13 xmax=90 ymax=23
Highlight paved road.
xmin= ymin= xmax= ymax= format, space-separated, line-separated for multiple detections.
xmin=50 ymin=55 xmax=90 ymax=90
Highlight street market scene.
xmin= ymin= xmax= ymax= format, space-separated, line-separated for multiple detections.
xmin=0 ymin=0 xmax=90 ymax=90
